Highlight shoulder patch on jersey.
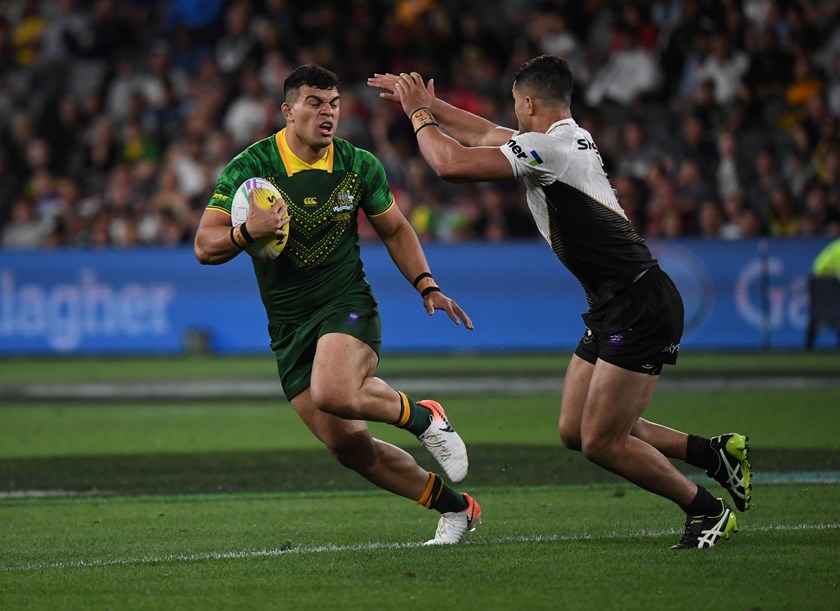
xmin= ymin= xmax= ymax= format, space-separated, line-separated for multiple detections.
xmin=508 ymin=139 xmax=545 ymax=167
xmin=528 ymin=150 xmax=544 ymax=166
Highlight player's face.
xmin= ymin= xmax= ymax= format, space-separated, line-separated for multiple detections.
xmin=284 ymin=85 xmax=340 ymax=151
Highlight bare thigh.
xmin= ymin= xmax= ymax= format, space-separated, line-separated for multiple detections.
xmin=580 ymin=359 xmax=697 ymax=504
xmin=291 ymin=387 xmax=374 ymax=458
xmin=309 ymin=332 xmax=400 ymax=423
xmin=580 ymin=359 xmax=659 ymax=456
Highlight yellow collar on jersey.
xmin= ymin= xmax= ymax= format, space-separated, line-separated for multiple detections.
xmin=275 ymin=128 xmax=334 ymax=176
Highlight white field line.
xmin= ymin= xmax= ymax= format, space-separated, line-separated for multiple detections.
xmin=0 ymin=490 xmax=106 ymax=500
xmin=2 ymin=522 xmax=838 ymax=573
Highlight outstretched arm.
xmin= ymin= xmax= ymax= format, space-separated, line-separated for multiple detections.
xmin=389 ymin=72 xmax=515 ymax=184
xmin=368 ymin=73 xmax=514 ymax=147
xmin=367 ymin=203 xmax=473 ymax=329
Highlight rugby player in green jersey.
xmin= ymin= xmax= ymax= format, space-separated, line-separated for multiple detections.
xmin=194 ymin=64 xmax=480 ymax=545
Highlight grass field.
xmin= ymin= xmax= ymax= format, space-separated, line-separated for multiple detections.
xmin=1 ymin=352 xmax=839 ymax=610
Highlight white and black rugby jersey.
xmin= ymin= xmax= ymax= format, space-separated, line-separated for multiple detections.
xmin=499 ymin=118 xmax=658 ymax=310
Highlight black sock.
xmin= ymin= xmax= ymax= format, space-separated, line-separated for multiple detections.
xmin=681 ymin=485 xmax=722 ymax=517
xmin=686 ymin=434 xmax=717 ymax=472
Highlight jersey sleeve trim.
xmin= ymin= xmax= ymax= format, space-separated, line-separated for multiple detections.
xmin=500 ymin=146 xmax=521 ymax=178
xmin=206 ymin=204 xmax=232 ymax=216
xmin=499 ymin=130 xmax=523 ymax=179
xmin=365 ymin=196 xmax=395 ymax=218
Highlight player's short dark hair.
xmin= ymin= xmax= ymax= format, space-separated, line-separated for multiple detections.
xmin=283 ymin=64 xmax=339 ymax=101
xmin=512 ymin=55 xmax=573 ymax=106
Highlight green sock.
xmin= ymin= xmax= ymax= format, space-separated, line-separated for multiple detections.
xmin=431 ymin=484 xmax=469 ymax=514
xmin=393 ymin=391 xmax=433 ymax=436
xmin=416 ymin=472 xmax=468 ymax=514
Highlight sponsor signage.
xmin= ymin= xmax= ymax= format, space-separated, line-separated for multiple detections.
xmin=0 ymin=239 xmax=833 ymax=354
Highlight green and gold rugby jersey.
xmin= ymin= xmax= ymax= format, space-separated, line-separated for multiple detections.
xmin=207 ymin=129 xmax=395 ymax=323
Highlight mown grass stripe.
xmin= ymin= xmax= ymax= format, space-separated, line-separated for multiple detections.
xmin=3 ymin=522 xmax=838 ymax=573
xmin=4 ymin=470 xmax=839 ymax=501
xmin=4 ymin=374 xmax=840 ymax=402
xmin=689 ymin=470 xmax=840 ymax=484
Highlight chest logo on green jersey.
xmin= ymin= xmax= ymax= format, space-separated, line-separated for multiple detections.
xmin=277 ymin=172 xmax=363 ymax=271
xmin=333 ymin=192 xmax=355 ymax=213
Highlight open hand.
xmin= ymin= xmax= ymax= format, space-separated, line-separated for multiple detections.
xmin=424 ymin=290 xmax=474 ymax=330
xmin=367 ymin=73 xmax=402 ymax=103
xmin=392 ymin=72 xmax=436 ymax=117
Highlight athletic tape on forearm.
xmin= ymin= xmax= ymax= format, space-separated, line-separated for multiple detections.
xmin=410 ymin=108 xmax=438 ymax=133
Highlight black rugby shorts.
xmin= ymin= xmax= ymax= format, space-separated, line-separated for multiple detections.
xmin=574 ymin=266 xmax=684 ymax=375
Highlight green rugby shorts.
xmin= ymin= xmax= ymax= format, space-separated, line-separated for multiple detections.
xmin=268 ymin=292 xmax=382 ymax=401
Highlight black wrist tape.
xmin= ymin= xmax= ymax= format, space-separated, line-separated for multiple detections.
xmin=239 ymin=223 xmax=256 ymax=244
xmin=230 ymin=226 xmax=245 ymax=250
xmin=413 ymin=272 xmax=433 ymax=288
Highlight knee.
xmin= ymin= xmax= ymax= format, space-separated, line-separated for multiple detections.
xmin=325 ymin=432 xmax=377 ymax=472
xmin=559 ymin=422 xmax=582 ymax=451
xmin=309 ymin=382 xmax=358 ymax=418
xmin=580 ymin=434 xmax=618 ymax=467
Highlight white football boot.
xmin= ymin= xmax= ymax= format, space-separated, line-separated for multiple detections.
xmin=417 ymin=400 xmax=468 ymax=483
xmin=424 ymin=493 xmax=482 ymax=545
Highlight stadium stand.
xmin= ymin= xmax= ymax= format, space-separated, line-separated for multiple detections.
xmin=1 ymin=0 xmax=839 ymax=248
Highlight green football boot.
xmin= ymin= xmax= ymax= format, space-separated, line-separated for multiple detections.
xmin=708 ymin=433 xmax=752 ymax=511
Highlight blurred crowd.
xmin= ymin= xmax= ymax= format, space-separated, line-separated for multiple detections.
xmin=2 ymin=0 xmax=840 ymax=250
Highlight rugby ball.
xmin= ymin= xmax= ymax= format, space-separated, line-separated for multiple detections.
xmin=230 ymin=177 xmax=289 ymax=261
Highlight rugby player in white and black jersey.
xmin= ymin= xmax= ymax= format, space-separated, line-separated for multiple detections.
xmin=369 ymin=55 xmax=752 ymax=549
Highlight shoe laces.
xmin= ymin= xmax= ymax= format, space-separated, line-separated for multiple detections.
xmin=421 ymin=432 xmax=452 ymax=456
xmin=435 ymin=512 xmax=464 ymax=540
xmin=674 ymin=516 xmax=702 ymax=546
